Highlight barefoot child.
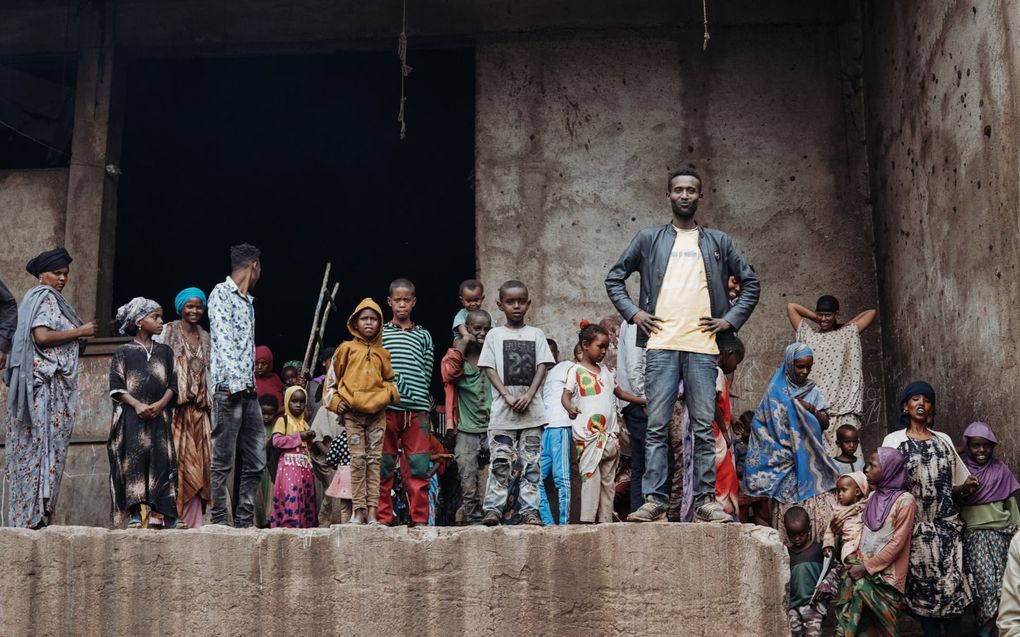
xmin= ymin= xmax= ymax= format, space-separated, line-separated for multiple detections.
xmin=785 ymin=506 xmax=827 ymax=637
xmin=441 ymin=309 xmax=492 ymax=525
xmin=833 ymin=448 xmax=916 ymax=636
xmin=960 ymin=422 xmax=1020 ymax=636
xmin=325 ymin=298 xmax=400 ymax=525
xmin=269 ymin=386 xmax=317 ymax=528
xmin=108 ymin=298 xmax=179 ymax=529
xmin=452 ymin=279 xmax=485 ymax=342
xmin=478 ymin=280 xmax=555 ymax=526
xmin=832 ymin=424 xmax=865 ymax=474
xmin=562 ymin=322 xmax=646 ymax=523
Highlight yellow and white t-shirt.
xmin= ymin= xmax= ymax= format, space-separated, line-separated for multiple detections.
xmin=646 ymin=228 xmax=718 ymax=354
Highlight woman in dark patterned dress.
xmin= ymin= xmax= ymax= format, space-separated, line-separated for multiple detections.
xmin=881 ymin=381 xmax=977 ymax=637
xmin=108 ymin=297 xmax=179 ymax=529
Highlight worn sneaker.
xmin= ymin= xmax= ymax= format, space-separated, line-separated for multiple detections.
xmin=694 ymin=500 xmax=734 ymax=523
xmin=481 ymin=510 xmax=501 ymax=527
xmin=519 ymin=512 xmax=544 ymax=526
xmin=627 ymin=501 xmax=667 ymax=522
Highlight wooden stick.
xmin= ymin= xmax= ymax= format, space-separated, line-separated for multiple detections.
xmin=301 ymin=263 xmax=331 ymax=376
xmin=310 ymin=282 xmax=340 ymax=375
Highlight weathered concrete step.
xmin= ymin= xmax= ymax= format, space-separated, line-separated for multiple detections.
xmin=0 ymin=523 xmax=789 ymax=636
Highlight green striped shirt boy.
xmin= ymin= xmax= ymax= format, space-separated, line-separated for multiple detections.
xmin=382 ymin=322 xmax=434 ymax=412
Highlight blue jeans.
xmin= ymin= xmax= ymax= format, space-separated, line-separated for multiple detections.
xmin=538 ymin=427 xmax=572 ymax=525
xmin=482 ymin=427 xmax=543 ymax=515
xmin=623 ymin=402 xmax=674 ymax=514
xmin=211 ymin=391 xmax=267 ymax=527
xmin=643 ymin=350 xmax=717 ymax=507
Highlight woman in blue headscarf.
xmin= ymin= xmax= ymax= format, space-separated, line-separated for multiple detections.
xmin=743 ymin=342 xmax=840 ymax=542
xmin=155 ymin=287 xmax=211 ymax=528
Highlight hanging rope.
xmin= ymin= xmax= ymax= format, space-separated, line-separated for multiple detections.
xmin=702 ymin=0 xmax=711 ymax=51
xmin=397 ymin=0 xmax=413 ymax=140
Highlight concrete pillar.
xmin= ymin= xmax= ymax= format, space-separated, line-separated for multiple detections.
xmin=64 ymin=0 xmax=121 ymax=330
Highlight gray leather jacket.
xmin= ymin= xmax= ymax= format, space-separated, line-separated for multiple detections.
xmin=604 ymin=223 xmax=760 ymax=349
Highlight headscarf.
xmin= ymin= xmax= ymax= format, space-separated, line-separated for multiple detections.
xmin=897 ymin=380 xmax=935 ymax=429
xmin=842 ymin=471 xmax=869 ymax=499
xmin=815 ymin=295 xmax=840 ymax=313
xmin=4 ymin=285 xmax=83 ymax=427
xmin=742 ymin=343 xmax=839 ymax=503
xmin=174 ymin=287 xmax=207 ymax=315
xmin=273 ymin=385 xmax=310 ymax=437
xmin=862 ymin=446 xmax=908 ymax=531
xmin=255 ymin=345 xmax=284 ymax=407
xmin=782 ymin=342 xmax=817 ymax=390
xmin=283 ymin=360 xmax=303 ymax=371
xmin=115 ymin=297 xmax=161 ymax=335
xmin=25 ymin=248 xmax=72 ymax=277
xmin=961 ymin=422 xmax=1020 ymax=505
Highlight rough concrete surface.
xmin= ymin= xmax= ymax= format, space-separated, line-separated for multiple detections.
xmin=0 ymin=169 xmax=68 ymax=301
xmin=0 ymin=523 xmax=789 ymax=637
xmin=863 ymin=1 xmax=1020 ymax=464
xmin=475 ymin=27 xmax=885 ymax=444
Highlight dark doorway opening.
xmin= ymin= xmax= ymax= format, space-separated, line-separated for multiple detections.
xmin=114 ymin=50 xmax=475 ymax=390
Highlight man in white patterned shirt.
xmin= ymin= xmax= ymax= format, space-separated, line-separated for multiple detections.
xmin=208 ymin=243 xmax=264 ymax=527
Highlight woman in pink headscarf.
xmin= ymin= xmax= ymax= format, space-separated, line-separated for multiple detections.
xmin=960 ymin=422 xmax=1020 ymax=635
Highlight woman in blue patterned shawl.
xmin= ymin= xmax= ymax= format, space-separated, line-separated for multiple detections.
xmin=743 ymin=342 xmax=840 ymax=542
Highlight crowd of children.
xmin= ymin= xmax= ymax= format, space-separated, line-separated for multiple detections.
xmin=98 ymin=272 xmax=1020 ymax=637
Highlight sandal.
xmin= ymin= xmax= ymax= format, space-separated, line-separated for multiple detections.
xmin=128 ymin=514 xmax=142 ymax=529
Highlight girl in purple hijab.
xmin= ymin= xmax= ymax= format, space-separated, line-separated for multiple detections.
xmin=960 ymin=421 xmax=1020 ymax=635
xmin=833 ymin=446 xmax=917 ymax=636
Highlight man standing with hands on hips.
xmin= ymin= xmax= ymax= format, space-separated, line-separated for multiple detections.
xmin=605 ymin=168 xmax=759 ymax=523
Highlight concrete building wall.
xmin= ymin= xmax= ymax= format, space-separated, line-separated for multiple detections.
xmin=863 ymin=2 xmax=1020 ymax=463
xmin=0 ymin=169 xmax=68 ymax=299
xmin=475 ymin=26 xmax=886 ymax=438
xmin=0 ymin=524 xmax=790 ymax=636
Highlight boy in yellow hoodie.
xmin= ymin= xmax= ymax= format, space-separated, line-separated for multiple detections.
xmin=324 ymin=298 xmax=400 ymax=525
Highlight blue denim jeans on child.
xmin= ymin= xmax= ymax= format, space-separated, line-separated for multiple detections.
xmin=538 ymin=427 xmax=572 ymax=525
xmin=482 ymin=427 xmax=543 ymax=515
xmin=642 ymin=350 xmax=717 ymax=508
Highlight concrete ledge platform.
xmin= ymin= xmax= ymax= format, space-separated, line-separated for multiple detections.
xmin=0 ymin=523 xmax=789 ymax=636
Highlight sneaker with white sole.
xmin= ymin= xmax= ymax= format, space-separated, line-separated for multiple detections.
xmin=694 ymin=500 xmax=734 ymax=523
xmin=627 ymin=501 xmax=667 ymax=522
